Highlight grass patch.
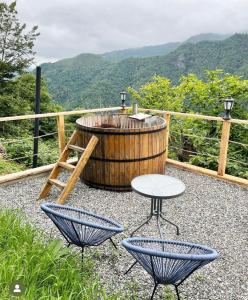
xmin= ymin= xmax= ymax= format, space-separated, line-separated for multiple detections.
xmin=0 ymin=157 xmax=25 ymax=175
xmin=0 ymin=209 xmax=120 ymax=300
xmin=163 ymin=286 xmax=177 ymax=300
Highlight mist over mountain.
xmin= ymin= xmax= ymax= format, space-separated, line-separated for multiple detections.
xmin=101 ymin=33 xmax=231 ymax=61
xmin=183 ymin=33 xmax=231 ymax=44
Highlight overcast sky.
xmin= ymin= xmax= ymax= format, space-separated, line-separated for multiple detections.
xmin=13 ymin=0 xmax=248 ymax=64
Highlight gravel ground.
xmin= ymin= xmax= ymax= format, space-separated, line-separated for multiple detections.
xmin=0 ymin=166 xmax=247 ymax=300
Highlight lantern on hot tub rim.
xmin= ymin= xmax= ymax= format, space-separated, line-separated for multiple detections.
xmin=120 ymin=90 xmax=127 ymax=111
xmin=223 ymin=96 xmax=234 ymax=120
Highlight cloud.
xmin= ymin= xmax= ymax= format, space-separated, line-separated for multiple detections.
xmin=13 ymin=0 xmax=248 ymax=62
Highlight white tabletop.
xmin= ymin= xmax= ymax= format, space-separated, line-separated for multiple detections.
xmin=131 ymin=174 xmax=185 ymax=199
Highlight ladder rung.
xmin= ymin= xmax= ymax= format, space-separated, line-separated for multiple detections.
xmin=68 ymin=145 xmax=85 ymax=152
xmin=48 ymin=179 xmax=66 ymax=189
xmin=58 ymin=162 xmax=76 ymax=172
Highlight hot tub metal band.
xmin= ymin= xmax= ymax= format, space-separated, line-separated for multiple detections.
xmin=89 ymin=149 xmax=166 ymax=163
xmin=82 ymin=179 xmax=132 ymax=189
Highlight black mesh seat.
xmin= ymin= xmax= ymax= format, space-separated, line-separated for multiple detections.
xmin=122 ymin=237 xmax=219 ymax=300
xmin=41 ymin=203 xmax=124 ymax=258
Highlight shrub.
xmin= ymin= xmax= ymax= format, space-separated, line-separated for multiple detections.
xmin=0 ymin=157 xmax=25 ymax=174
xmin=3 ymin=138 xmax=59 ymax=167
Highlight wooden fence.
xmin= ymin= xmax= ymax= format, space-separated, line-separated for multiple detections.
xmin=0 ymin=107 xmax=247 ymax=187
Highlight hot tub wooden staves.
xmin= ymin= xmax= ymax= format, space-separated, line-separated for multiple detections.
xmin=76 ymin=114 xmax=167 ymax=191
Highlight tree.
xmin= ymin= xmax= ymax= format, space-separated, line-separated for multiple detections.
xmin=128 ymin=75 xmax=183 ymax=112
xmin=0 ymin=73 xmax=62 ymax=132
xmin=128 ymin=71 xmax=248 ymax=179
xmin=0 ymin=1 xmax=39 ymax=87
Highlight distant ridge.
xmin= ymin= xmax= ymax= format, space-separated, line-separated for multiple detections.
xmin=102 ymin=42 xmax=180 ymax=61
xmin=184 ymin=33 xmax=231 ymax=44
xmin=101 ymin=33 xmax=231 ymax=61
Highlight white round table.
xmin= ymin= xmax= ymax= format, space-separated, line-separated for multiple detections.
xmin=131 ymin=174 xmax=185 ymax=238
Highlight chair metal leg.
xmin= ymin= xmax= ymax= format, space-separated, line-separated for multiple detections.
xmin=160 ymin=214 xmax=180 ymax=235
xmin=150 ymin=283 xmax=158 ymax=300
xmin=174 ymin=285 xmax=181 ymax=300
xmin=124 ymin=260 xmax=138 ymax=275
xmin=109 ymin=237 xmax=117 ymax=249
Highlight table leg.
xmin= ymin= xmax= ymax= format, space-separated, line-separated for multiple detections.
xmin=130 ymin=214 xmax=153 ymax=237
xmin=156 ymin=214 xmax=163 ymax=239
xmin=130 ymin=198 xmax=180 ymax=237
xmin=160 ymin=214 xmax=180 ymax=235
xmin=156 ymin=198 xmax=180 ymax=236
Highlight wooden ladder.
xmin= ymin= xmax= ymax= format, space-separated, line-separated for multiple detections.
xmin=38 ymin=130 xmax=98 ymax=205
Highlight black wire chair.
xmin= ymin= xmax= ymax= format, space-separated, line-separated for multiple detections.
xmin=41 ymin=203 xmax=124 ymax=259
xmin=122 ymin=237 xmax=219 ymax=300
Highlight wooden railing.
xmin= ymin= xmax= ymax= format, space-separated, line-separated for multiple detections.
xmin=141 ymin=108 xmax=248 ymax=187
xmin=0 ymin=107 xmax=247 ymax=187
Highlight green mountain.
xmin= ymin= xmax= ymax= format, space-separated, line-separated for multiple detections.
xmin=41 ymin=33 xmax=248 ymax=109
xmin=102 ymin=42 xmax=180 ymax=61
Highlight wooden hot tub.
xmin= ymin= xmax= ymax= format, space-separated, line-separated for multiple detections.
xmin=76 ymin=114 xmax=166 ymax=191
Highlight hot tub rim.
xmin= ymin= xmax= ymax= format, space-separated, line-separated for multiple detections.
xmin=76 ymin=114 xmax=166 ymax=135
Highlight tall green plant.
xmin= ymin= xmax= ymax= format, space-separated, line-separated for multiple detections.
xmin=0 ymin=210 xmax=120 ymax=300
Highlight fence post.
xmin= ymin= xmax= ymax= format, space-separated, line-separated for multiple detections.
xmin=57 ymin=115 xmax=65 ymax=154
xmin=217 ymin=120 xmax=231 ymax=176
xmin=164 ymin=113 xmax=171 ymax=161
xmin=33 ymin=66 xmax=41 ymax=168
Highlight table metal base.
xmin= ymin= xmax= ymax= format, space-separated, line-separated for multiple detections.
xmin=130 ymin=198 xmax=180 ymax=238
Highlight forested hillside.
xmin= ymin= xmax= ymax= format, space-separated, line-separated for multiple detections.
xmin=42 ymin=33 xmax=247 ymax=109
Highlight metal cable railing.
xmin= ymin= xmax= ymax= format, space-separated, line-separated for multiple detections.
xmin=169 ymin=146 xmax=219 ymax=159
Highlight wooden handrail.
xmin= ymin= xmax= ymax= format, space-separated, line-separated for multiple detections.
xmin=0 ymin=107 xmax=122 ymax=122
xmin=0 ymin=106 xmax=247 ymax=125
xmin=140 ymin=108 xmax=248 ymax=125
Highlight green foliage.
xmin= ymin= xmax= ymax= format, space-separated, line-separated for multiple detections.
xmin=0 ymin=209 xmax=120 ymax=300
xmin=129 ymin=71 xmax=248 ymax=179
xmin=3 ymin=137 xmax=59 ymax=167
xmin=177 ymin=70 xmax=248 ymax=118
xmin=0 ymin=157 xmax=24 ymax=174
xmin=0 ymin=1 xmax=39 ymax=86
xmin=162 ymin=286 xmax=177 ymax=300
xmin=0 ymin=73 xmax=62 ymax=142
xmin=128 ymin=75 xmax=183 ymax=111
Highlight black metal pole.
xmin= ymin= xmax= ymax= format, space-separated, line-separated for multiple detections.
xmin=33 ymin=66 xmax=41 ymax=168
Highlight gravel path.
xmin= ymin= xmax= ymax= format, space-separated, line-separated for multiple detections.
xmin=0 ymin=166 xmax=247 ymax=300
